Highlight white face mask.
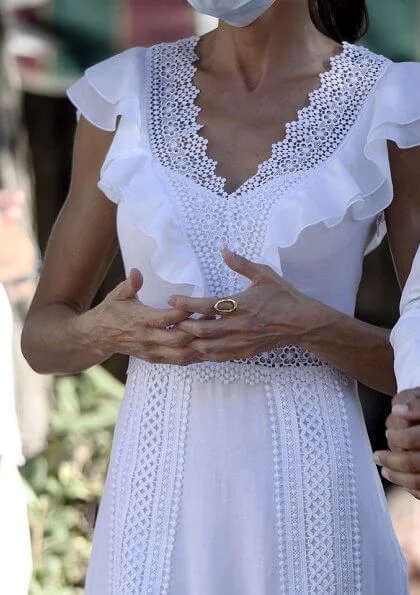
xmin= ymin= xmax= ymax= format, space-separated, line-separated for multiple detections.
xmin=188 ymin=0 xmax=277 ymax=27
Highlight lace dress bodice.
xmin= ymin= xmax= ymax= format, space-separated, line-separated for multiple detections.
xmin=100 ymin=38 xmax=389 ymax=374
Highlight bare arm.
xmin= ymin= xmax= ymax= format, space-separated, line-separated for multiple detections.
xmin=22 ymin=117 xmax=198 ymax=374
xmin=273 ymin=144 xmax=420 ymax=393
xmin=297 ymin=304 xmax=395 ymax=394
xmin=22 ymin=117 xmax=121 ymax=373
xmin=311 ymin=143 xmax=420 ymax=393
xmin=267 ymin=143 xmax=420 ymax=393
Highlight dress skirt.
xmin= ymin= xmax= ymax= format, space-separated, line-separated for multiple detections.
xmin=85 ymin=357 xmax=408 ymax=595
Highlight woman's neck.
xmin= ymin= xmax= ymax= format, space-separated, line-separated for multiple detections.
xmin=198 ymin=1 xmax=340 ymax=90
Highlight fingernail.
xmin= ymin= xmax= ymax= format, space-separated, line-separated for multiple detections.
xmin=392 ymin=404 xmax=410 ymax=415
xmin=373 ymin=454 xmax=381 ymax=465
xmin=168 ymin=297 xmax=175 ymax=306
xmin=381 ymin=469 xmax=390 ymax=480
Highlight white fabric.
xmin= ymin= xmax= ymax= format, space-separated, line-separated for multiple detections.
xmin=0 ymin=284 xmax=24 ymax=464
xmin=67 ymin=38 xmax=417 ymax=594
xmin=187 ymin=0 xmax=277 ymax=27
xmin=391 ymin=246 xmax=420 ymax=392
xmin=0 ymin=461 xmax=32 ymax=595
xmin=0 ymin=284 xmax=32 ymax=593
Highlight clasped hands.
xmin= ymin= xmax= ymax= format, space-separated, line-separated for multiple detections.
xmin=375 ymin=389 xmax=420 ymax=499
xmin=96 ymin=247 xmax=315 ymax=366
xmin=96 ymin=248 xmax=420 ymax=498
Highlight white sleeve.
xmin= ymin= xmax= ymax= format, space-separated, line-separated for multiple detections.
xmin=390 ymin=246 xmax=420 ymax=391
xmin=66 ymin=47 xmax=145 ymax=205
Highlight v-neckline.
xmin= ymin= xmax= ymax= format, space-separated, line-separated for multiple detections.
xmin=189 ymin=37 xmax=348 ymax=198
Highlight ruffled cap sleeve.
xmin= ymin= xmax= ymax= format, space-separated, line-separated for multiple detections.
xmin=258 ymin=58 xmax=420 ymax=267
xmin=67 ymin=44 xmax=204 ymax=296
xmin=67 ymin=48 xmax=145 ymax=204
xmin=67 ymin=47 xmax=144 ymax=131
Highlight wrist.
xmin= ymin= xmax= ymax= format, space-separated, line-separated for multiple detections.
xmin=75 ymin=305 xmax=114 ymax=361
xmin=297 ymin=299 xmax=340 ymax=351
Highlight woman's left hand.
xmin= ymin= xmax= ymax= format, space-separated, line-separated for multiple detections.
xmin=168 ymin=248 xmax=321 ymax=362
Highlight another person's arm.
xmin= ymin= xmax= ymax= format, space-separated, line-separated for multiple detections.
xmin=374 ymin=390 xmax=420 ymax=499
xmin=390 ymin=246 xmax=420 ymax=393
xmin=374 ymin=245 xmax=420 ymax=498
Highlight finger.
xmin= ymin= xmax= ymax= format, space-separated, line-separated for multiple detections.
xmin=168 ymin=295 xmax=224 ymax=316
xmin=385 ymin=426 xmax=420 ymax=451
xmin=115 ymin=268 xmax=143 ymax=300
xmin=176 ymin=317 xmax=236 ymax=338
xmin=150 ymin=327 xmax=195 ymax=348
xmin=145 ymin=305 xmax=193 ymax=327
xmin=380 ymin=467 xmax=420 ymax=492
xmin=144 ymin=346 xmax=200 ymax=366
xmin=391 ymin=388 xmax=420 ymax=422
xmin=222 ymin=247 xmax=273 ymax=283
xmin=190 ymin=337 xmax=254 ymax=361
xmin=374 ymin=450 xmax=420 ymax=474
xmin=386 ymin=413 xmax=409 ymax=431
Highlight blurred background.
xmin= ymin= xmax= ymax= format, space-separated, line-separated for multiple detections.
xmin=0 ymin=1 xmax=420 ymax=593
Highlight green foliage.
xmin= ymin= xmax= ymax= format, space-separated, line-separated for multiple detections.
xmin=22 ymin=366 xmax=123 ymax=594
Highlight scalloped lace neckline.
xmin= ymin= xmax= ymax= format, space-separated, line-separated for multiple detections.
xmin=190 ymin=37 xmax=348 ymax=198
xmin=149 ymin=38 xmax=388 ymax=202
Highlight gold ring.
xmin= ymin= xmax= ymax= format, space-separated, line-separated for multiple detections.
xmin=213 ymin=297 xmax=238 ymax=314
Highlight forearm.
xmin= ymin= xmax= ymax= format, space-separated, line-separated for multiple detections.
xmin=21 ymin=303 xmax=108 ymax=375
xmin=299 ymin=303 xmax=396 ymax=395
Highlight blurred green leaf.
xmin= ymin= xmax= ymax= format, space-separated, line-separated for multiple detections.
xmin=23 ymin=456 xmax=49 ymax=492
xmin=85 ymin=365 xmax=124 ymax=398
xmin=25 ymin=365 xmax=122 ymax=592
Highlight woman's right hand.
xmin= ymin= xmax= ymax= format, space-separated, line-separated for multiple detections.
xmin=88 ymin=268 xmax=200 ymax=366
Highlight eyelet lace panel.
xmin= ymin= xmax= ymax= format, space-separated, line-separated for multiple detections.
xmin=147 ymin=38 xmax=388 ymax=370
xmin=113 ymin=361 xmax=193 ymax=594
xmin=109 ymin=361 xmax=144 ymax=593
xmin=109 ymin=358 xmax=361 ymax=594
xmin=270 ymin=365 xmax=362 ymax=594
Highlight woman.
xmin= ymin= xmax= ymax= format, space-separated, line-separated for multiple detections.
xmin=22 ymin=0 xmax=420 ymax=592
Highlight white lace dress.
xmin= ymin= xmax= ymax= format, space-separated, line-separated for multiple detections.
xmin=67 ymin=38 xmax=417 ymax=594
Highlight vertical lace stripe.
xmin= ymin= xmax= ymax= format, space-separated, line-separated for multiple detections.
xmin=114 ymin=363 xmax=192 ymax=594
xmin=269 ymin=365 xmax=362 ymax=594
